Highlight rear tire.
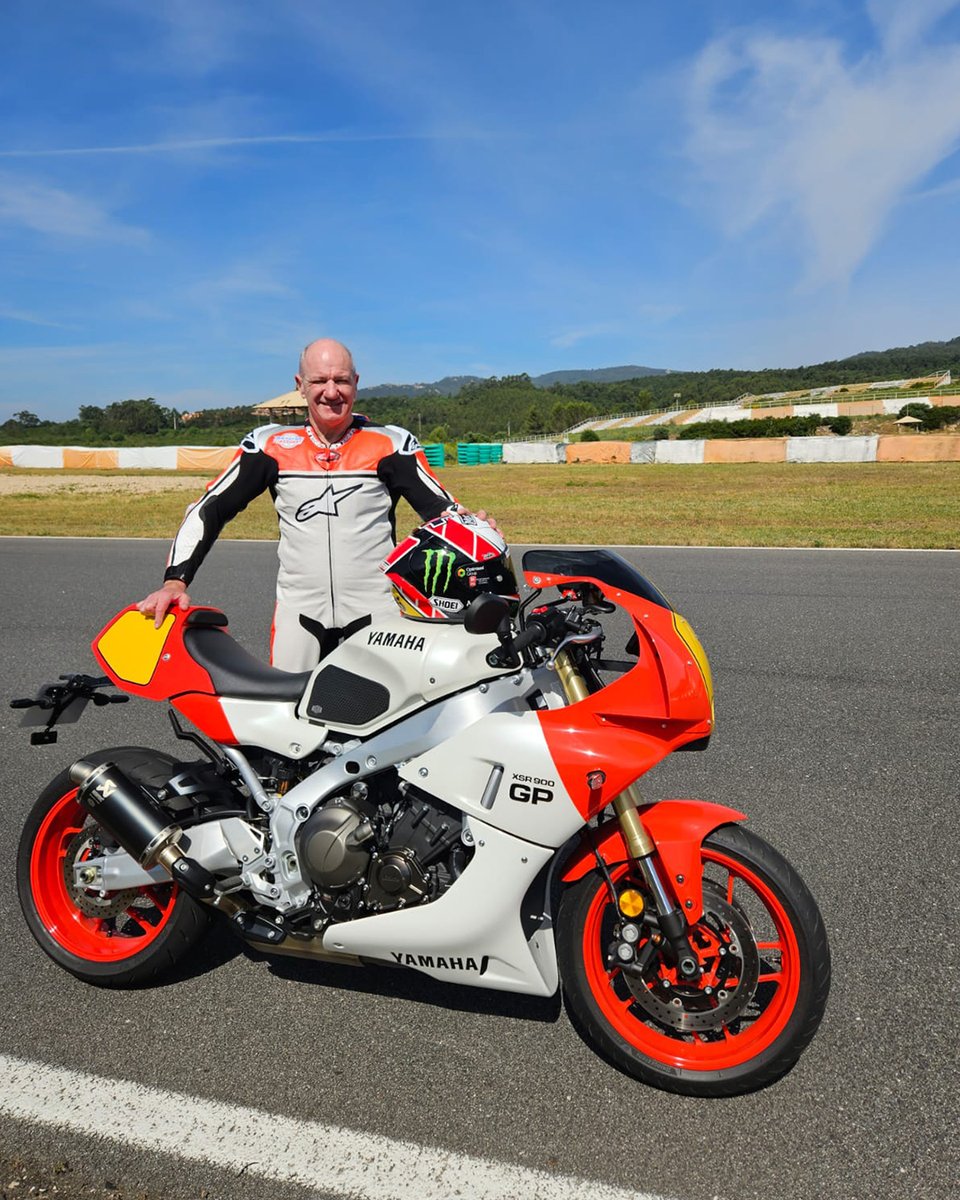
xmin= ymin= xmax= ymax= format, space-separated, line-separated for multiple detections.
xmin=557 ymin=823 xmax=831 ymax=1096
xmin=17 ymin=747 xmax=210 ymax=987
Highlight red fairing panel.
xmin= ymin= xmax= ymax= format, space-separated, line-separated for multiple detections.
xmin=92 ymin=605 xmax=237 ymax=744
xmin=561 ymin=799 xmax=746 ymax=922
xmin=529 ymin=571 xmax=714 ymax=820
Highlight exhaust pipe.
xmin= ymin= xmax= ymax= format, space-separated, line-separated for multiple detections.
xmin=69 ymin=760 xmax=361 ymax=962
xmin=70 ymin=759 xmax=217 ymax=902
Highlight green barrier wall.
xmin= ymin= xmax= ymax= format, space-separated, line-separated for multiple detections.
xmin=456 ymin=442 xmax=503 ymax=465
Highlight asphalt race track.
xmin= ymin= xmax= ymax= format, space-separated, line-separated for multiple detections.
xmin=1 ymin=537 xmax=957 ymax=1200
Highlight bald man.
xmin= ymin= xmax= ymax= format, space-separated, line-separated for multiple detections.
xmin=138 ymin=339 xmax=474 ymax=671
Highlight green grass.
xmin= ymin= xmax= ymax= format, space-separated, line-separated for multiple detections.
xmin=1 ymin=462 xmax=958 ymax=548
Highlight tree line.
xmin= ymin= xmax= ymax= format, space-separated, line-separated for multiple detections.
xmin=3 ymin=337 xmax=958 ymax=446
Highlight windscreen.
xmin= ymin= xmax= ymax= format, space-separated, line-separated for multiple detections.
xmin=521 ymin=549 xmax=672 ymax=611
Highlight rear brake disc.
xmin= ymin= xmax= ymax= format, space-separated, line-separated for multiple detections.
xmin=62 ymin=830 xmax=139 ymax=919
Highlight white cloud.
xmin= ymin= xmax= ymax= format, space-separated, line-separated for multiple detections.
xmin=0 ymin=131 xmax=502 ymax=160
xmin=0 ymin=174 xmax=148 ymax=243
xmin=866 ymin=0 xmax=959 ymax=53
xmin=549 ymin=306 xmax=681 ymax=349
xmin=188 ymin=263 xmax=296 ymax=303
xmin=103 ymin=0 xmax=263 ymax=77
xmin=550 ymin=323 xmax=624 ymax=350
xmin=685 ymin=2 xmax=960 ymax=285
xmin=0 ymin=307 xmax=70 ymax=329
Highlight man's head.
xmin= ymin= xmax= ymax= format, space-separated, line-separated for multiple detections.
xmin=295 ymin=339 xmax=359 ymax=443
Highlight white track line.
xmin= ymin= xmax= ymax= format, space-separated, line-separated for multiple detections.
xmin=0 ymin=1053 xmax=668 ymax=1200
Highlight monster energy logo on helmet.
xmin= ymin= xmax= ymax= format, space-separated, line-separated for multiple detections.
xmin=423 ymin=548 xmax=456 ymax=593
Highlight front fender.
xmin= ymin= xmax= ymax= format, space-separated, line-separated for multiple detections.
xmin=561 ymin=799 xmax=746 ymax=923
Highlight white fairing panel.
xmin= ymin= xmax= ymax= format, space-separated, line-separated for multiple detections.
xmin=296 ymin=618 xmax=510 ymax=734
xmin=219 ymin=619 xmax=515 ymax=756
xmin=397 ymin=711 xmax=583 ymax=848
xmin=219 ymin=697 xmax=327 ymax=760
xmin=324 ymin=818 xmax=558 ymax=996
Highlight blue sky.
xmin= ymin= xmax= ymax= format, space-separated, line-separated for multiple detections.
xmin=2 ymin=0 xmax=960 ymax=422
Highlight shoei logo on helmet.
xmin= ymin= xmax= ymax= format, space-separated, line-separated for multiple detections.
xmin=423 ymin=548 xmax=455 ymax=594
xmin=431 ymin=596 xmax=464 ymax=614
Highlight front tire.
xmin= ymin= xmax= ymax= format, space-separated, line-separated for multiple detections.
xmin=557 ymin=823 xmax=831 ymax=1096
xmin=16 ymin=747 xmax=210 ymax=987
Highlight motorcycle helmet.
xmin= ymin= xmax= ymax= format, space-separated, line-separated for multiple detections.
xmin=380 ymin=509 xmax=519 ymax=621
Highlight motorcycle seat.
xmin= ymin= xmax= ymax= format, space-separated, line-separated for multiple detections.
xmin=183 ymin=627 xmax=312 ymax=702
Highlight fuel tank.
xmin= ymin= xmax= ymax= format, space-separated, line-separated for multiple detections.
xmin=295 ymin=617 xmax=512 ymax=735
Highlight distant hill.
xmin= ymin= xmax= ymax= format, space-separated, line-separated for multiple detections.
xmin=358 ymin=375 xmax=481 ymax=399
xmin=358 ymin=364 xmax=668 ymax=399
xmin=531 ymin=365 xmax=669 ymax=387
xmin=823 ymin=336 xmax=960 ymax=377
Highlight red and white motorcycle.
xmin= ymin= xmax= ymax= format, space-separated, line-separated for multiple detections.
xmin=15 ymin=517 xmax=830 ymax=1096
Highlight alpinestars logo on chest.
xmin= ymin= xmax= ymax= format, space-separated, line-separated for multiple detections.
xmin=295 ymin=482 xmax=363 ymax=521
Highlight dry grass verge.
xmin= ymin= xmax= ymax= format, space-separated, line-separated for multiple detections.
xmin=0 ymin=462 xmax=957 ymax=548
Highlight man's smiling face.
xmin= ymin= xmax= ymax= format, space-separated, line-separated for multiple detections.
xmin=296 ymin=340 xmax=358 ymax=443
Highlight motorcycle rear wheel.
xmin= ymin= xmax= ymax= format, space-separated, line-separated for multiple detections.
xmin=557 ymin=822 xmax=830 ymax=1096
xmin=17 ymin=747 xmax=210 ymax=987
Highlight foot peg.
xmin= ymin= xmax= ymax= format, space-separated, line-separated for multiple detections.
xmin=232 ymin=911 xmax=286 ymax=945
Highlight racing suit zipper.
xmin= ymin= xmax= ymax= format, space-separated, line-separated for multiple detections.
xmin=324 ymin=510 xmax=336 ymax=627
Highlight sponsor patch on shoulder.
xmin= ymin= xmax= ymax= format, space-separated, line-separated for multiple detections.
xmin=274 ymin=432 xmax=304 ymax=449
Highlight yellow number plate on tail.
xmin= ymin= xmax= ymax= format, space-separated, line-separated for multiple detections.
xmin=96 ymin=612 xmax=175 ymax=686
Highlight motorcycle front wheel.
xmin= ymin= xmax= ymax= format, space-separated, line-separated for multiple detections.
xmin=16 ymin=747 xmax=210 ymax=987
xmin=557 ymin=822 xmax=831 ymax=1097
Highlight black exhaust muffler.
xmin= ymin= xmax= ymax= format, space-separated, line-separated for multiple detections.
xmin=70 ymin=759 xmax=217 ymax=901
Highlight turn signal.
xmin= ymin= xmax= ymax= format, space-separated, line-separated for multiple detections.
xmin=618 ymin=889 xmax=645 ymax=918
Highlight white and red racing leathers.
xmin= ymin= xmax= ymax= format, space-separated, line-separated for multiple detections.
xmin=163 ymin=418 xmax=454 ymax=670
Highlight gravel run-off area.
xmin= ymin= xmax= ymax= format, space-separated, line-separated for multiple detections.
xmin=0 ymin=474 xmax=205 ymax=496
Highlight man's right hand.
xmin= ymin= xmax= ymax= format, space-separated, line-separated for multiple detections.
xmin=136 ymin=580 xmax=191 ymax=628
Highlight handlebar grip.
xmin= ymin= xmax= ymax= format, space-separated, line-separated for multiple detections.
xmin=486 ymin=619 xmax=548 ymax=668
xmin=509 ymin=621 xmax=549 ymax=654
xmin=10 ymin=698 xmax=36 ymax=709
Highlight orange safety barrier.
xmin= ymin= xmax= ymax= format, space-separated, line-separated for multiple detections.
xmin=751 ymin=405 xmax=793 ymax=420
xmin=0 ymin=448 xmax=13 ymax=468
xmin=836 ymin=400 xmax=882 ymax=416
xmin=703 ymin=438 xmax=787 ymax=464
xmin=63 ymin=447 xmax=120 ymax=470
xmin=176 ymin=447 xmax=236 ymax=472
xmin=876 ymin=435 xmax=960 ymax=462
xmin=565 ymin=441 xmax=632 ymax=464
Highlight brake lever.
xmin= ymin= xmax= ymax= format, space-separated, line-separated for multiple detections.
xmin=546 ymin=629 xmax=604 ymax=668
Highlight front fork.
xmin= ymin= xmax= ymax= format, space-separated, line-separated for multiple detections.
xmin=553 ymin=650 xmax=701 ymax=980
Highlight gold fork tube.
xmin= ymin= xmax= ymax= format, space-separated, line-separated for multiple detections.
xmin=553 ymin=648 xmax=590 ymax=704
xmin=612 ymin=785 xmax=656 ymax=858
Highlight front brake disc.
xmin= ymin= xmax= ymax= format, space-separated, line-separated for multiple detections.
xmin=623 ymin=880 xmax=760 ymax=1032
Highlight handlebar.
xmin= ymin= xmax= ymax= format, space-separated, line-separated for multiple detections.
xmin=485 ymin=604 xmax=602 ymax=670
xmin=485 ymin=618 xmax=548 ymax=669
xmin=510 ymin=621 xmax=550 ymax=655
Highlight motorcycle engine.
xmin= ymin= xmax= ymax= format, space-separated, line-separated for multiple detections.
xmin=295 ymin=777 xmax=469 ymax=923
